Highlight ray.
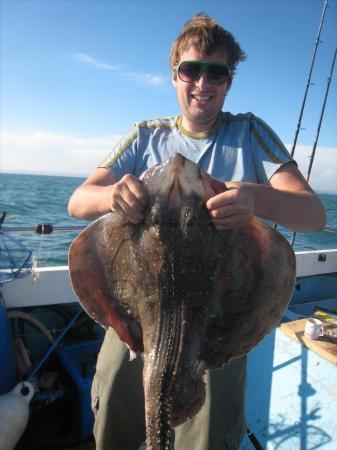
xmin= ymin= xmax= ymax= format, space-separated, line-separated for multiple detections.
xmin=68 ymin=153 xmax=296 ymax=450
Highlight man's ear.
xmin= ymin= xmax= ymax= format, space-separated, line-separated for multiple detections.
xmin=172 ymin=71 xmax=177 ymax=88
xmin=226 ymin=78 xmax=232 ymax=94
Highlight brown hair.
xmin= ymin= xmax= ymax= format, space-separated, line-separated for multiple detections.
xmin=170 ymin=12 xmax=246 ymax=77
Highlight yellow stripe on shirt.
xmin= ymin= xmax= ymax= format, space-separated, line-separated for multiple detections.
xmin=251 ymin=124 xmax=285 ymax=164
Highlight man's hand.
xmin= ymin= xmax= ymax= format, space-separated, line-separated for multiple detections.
xmin=110 ymin=174 xmax=148 ymax=223
xmin=206 ymin=161 xmax=327 ymax=232
xmin=206 ymin=182 xmax=255 ymax=230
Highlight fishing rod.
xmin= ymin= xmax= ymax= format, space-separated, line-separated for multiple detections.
xmin=1 ymin=224 xmax=86 ymax=234
xmin=290 ymin=0 xmax=329 ymax=158
xmin=290 ymin=43 xmax=337 ymax=247
xmin=306 ymin=45 xmax=337 ymax=183
xmin=273 ymin=0 xmax=331 ymax=241
xmin=0 ymin=212 xmax=86 ymax=234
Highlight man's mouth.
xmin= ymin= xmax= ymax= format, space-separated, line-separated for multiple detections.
xmin=191 ymin=94 xmax=213 ymax=103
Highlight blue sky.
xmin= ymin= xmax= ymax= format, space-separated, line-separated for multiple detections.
xmin=1 ymin=0 xmax=336 ymax=192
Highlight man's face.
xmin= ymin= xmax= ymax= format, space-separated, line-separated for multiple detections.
xmin=172 ymin=47 xmax=232 ymax=133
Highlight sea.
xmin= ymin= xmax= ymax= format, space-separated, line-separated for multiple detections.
xmin=0 ymin=173 xmax=336 ymax=269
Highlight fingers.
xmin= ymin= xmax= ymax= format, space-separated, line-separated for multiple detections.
xmin=206 ymin=186 xmax=255 ymax=230
xmin=111 ymin=174 xmax=148 ymax=223
xmin=206 ymin=187 xmax=239 ymax=211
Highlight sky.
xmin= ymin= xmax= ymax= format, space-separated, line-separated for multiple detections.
xmin=1 ymin=0 xmax=337 ymax=193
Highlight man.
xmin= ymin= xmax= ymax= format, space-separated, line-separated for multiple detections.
xmin=68 ymin=13 xmax=325 ymax=450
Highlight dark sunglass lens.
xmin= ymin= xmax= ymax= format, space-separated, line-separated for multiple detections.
xmin=178 ymin=63 xmax=201 ymax=82
xmin=207 ymin=65 xmax=229 ymax=84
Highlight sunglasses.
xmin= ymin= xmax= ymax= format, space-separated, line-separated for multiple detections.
xmin=174 ymin=60 xmax=231 ymax=85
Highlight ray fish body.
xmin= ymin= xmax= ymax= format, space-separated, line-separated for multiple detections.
xmin=69 ymin=153 xmax=296 ymax=450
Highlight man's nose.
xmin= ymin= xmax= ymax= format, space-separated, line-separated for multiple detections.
xmin=195 ymin=71 xmax=211 ymax=88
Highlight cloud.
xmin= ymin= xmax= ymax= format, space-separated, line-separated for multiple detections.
xmin=73 ymin=53 xmax=122 ymax=71
xmin=286 ymin=144 xmax=337 ymax=193
xmin=72 ymin=52 xmax=169 ymax=87
xmin=1 ymin=131 xmax=122 ymax=176
xmin=122 ymin=70 xmax=169 ymax=87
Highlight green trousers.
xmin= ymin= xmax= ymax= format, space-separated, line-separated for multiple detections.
xmin=91 ymin=329 xmax=247 ymax=450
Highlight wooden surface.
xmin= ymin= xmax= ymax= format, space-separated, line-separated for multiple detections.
xmin=280 ymin=319 xmax=337 ymax=364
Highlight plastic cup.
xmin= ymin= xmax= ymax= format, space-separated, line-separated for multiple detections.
xmin=304 ymin=318 xmax=324 ymax=339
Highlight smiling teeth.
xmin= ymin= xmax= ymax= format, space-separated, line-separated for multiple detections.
xmin=194 ymin=96 xmax=211 ymax=101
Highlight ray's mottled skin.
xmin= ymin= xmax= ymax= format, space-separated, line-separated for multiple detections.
xmin=69 ymin=154 xmax=296 ymax=450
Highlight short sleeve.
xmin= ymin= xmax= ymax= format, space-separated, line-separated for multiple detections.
xmin=250 ymin=116 xmax=296 ymax=184
xmin=98 ymin=124 xmax=139 ymax=179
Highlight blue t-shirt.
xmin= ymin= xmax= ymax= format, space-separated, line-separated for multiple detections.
xmin=99 ymin=112 xmax=294 ymax=183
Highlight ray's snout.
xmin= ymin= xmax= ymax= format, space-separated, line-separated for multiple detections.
xmin=168 ymin=153 xmax=204 ymax=190
xmin=145 ymin=154 xmax=209 ymax=208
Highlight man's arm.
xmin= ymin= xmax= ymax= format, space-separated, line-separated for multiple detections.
xmin=68 ymin=167 xmax=147 ymax=222
xmin=255 ymin=162 xmax=326 ymax=231
xmin=206 ymin=162 xmax=326 ymax=232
